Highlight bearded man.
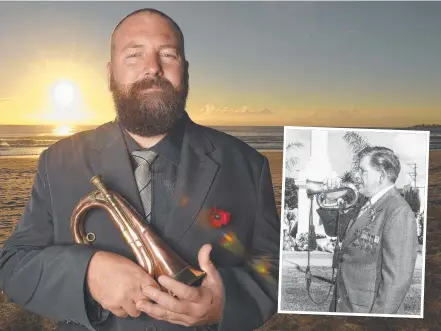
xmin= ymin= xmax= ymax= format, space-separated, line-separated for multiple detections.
xmin=0 ymin=8 xmax=280 ymax=331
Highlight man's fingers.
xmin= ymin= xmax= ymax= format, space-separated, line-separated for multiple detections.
xmin=136 ymin=300 xmax=165 ymax=318
xmin=198 ymin=244 xmax=217 ymax=275
xmin=111 ymin=307 xmax=130 ymax=318
xmin=138 ymin=284 xmax=159 ymax=302
xmin=140 ymin=274 xmax=161 ymax=290
xmin=136 ymin=300 xmax=193 ymax=326
xmin=157 ymin=276 xmax=202 ymax=302
xmin=122 ymin=301 xmax=141 ymax=318
xmin=323 ymin=177 xmax=341 ymax=189
xmin=141 ymin=285 xmax=189 ymax=314
xmin=325 ymin=178 xmax=334 ymax=189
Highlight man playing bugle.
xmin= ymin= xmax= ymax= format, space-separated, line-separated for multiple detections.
xmin=313 ymin=146 xmax=418 ymax=314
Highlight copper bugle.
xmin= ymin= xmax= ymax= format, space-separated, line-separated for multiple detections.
xmin=70 ymin=175 xmax=206 ymax=295
xmin=306 ymin=179 xmax=359 ymax=210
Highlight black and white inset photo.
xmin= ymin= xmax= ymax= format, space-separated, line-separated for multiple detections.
xmin=278 ymin=126 xmax=429 ymax=318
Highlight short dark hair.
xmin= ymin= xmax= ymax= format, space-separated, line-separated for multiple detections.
xmin=110 ymin=8 xmax=185 ymax=59
xmin=356 ymin=146 xmax=401 ymax=183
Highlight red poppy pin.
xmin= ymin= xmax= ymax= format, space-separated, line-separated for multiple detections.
xmin=208 ymin=206 xmax=231 ymax=228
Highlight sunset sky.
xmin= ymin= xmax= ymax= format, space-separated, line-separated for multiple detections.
xmin=0 ymin=1 xmax=440 ymax=127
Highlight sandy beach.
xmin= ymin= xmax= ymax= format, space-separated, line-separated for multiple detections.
xmin=1 ymin=150 xmax=441 ymax=331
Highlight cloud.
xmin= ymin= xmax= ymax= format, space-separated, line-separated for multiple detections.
xmin=0 ymin=97 xmax=12 ymax=103
xmin=260 ymin=108 xmax=273 ymax=114
xmin=199 ymin=104 xmax=274 ymax=116
xmin=292 ymin=108 xmax=370 ymax=123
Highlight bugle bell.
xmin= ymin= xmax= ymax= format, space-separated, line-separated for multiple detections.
xmin=70 ymin=175 xmax=205 ymax=295
xmin=306 ymin=180 xmax=359 ymax=210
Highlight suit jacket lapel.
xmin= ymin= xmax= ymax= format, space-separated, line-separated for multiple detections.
xmin=342 ymin=195 xmax=369 ymax=235
xmin=85 ymin=118 xmax=220 ymax=245
xmin=164 ymin=120 xmax=219 ymax=244
xmin=343 ymin=187 xmax=399 ymax=248
xmin=86 ymin=120 xmax=144 ymax=216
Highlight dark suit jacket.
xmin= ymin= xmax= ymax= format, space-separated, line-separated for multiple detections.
xmin=0 ymin=115 xmax=280 ymax=331
xmin=317 ymin=187 xmax=418 ymax=314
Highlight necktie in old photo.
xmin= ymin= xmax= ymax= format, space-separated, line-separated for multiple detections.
xmin=346 ymin=200 xmax=372 ymax=231
xmin=357 ymin=200 xmax=372 ymax=219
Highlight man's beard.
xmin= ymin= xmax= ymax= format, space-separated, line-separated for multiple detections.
xmin=110 ymin=73 xmax=188 ymax=137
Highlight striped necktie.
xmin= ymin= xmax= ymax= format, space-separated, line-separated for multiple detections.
xmin=357 ymin=200 xmax=372 ymax=219
xmin=131 ymin=150 xmax=158 ymax=223
xmin=346 ymin=200 xmax=372 ymax=231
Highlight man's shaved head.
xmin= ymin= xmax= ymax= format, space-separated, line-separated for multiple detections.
xmin=108 ymin=8 xmax=189 ymax=137
xmin=110 ymin=8 xmax=185 ymax=60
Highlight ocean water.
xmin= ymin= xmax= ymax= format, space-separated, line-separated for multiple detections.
xmin=0 ymin=124 xmax=94 ymax=157
xmin=0 ymin=124 xmax=440 ymax=157
xmin=0 ymin=124 xmax=285 ymax=157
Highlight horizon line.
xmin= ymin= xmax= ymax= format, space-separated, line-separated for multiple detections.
xmin=0 ymin=122 xmax=441 ymax=128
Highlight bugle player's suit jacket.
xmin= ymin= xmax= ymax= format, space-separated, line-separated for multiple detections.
xmin=0 ymin=114 xmax=280 ymax=331
xmin=317 ymin=187 xmax=418 ymax=314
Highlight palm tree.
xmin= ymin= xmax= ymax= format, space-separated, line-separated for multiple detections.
xmin=342 ymin=132 xmax=370 ymax=170
xmin=400 ymin=184 xmax=423 ymax=244
xmin=285 ymin=141 xmax=303 ymax=172
xmin=401 ymin=184 xmax=421 ymax=214
xmin=283 ymin=141 xmax=302 ymax=249
xmin=339 ymin=132 xmax=370 ymax=206
xmin=284 ymin=177 xmax=298 ymax=210
xmin=340 ymin=170 xmax=357 ymax=184
xmin=342 ymin=132 xmax=370 ymax=153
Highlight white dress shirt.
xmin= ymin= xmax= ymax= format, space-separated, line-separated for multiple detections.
xmin=356 ymin=184 xmax=395 ymax=219
xmin=370 ymin=184 xmax=395 ymax=206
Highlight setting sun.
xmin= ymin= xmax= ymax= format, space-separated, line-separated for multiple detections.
xmin=0 ymin=58 xmax=114 ymax=125
xmin=52 ymin=80 xmax=76 ymax=107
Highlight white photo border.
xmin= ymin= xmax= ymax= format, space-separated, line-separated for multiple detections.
xmin=277 ymin=125 xmax=430 ymax=319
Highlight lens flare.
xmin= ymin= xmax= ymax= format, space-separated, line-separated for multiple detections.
xmin=219 ymin=231 xmax=244 ymax=255
xmin=252 ymin=257 xmax=277 ymax=284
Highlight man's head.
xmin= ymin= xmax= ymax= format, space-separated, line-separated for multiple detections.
xmin=108 ymin=8 xmax=189 ymax=137
xmin=354 ymin=146 xmax=401 ymax=198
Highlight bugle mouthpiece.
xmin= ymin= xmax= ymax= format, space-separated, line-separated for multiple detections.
xmin=90 ymin=175 xmax=102 ymax=186
xmin=90 ymin=175 xmax=109 ymax=196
